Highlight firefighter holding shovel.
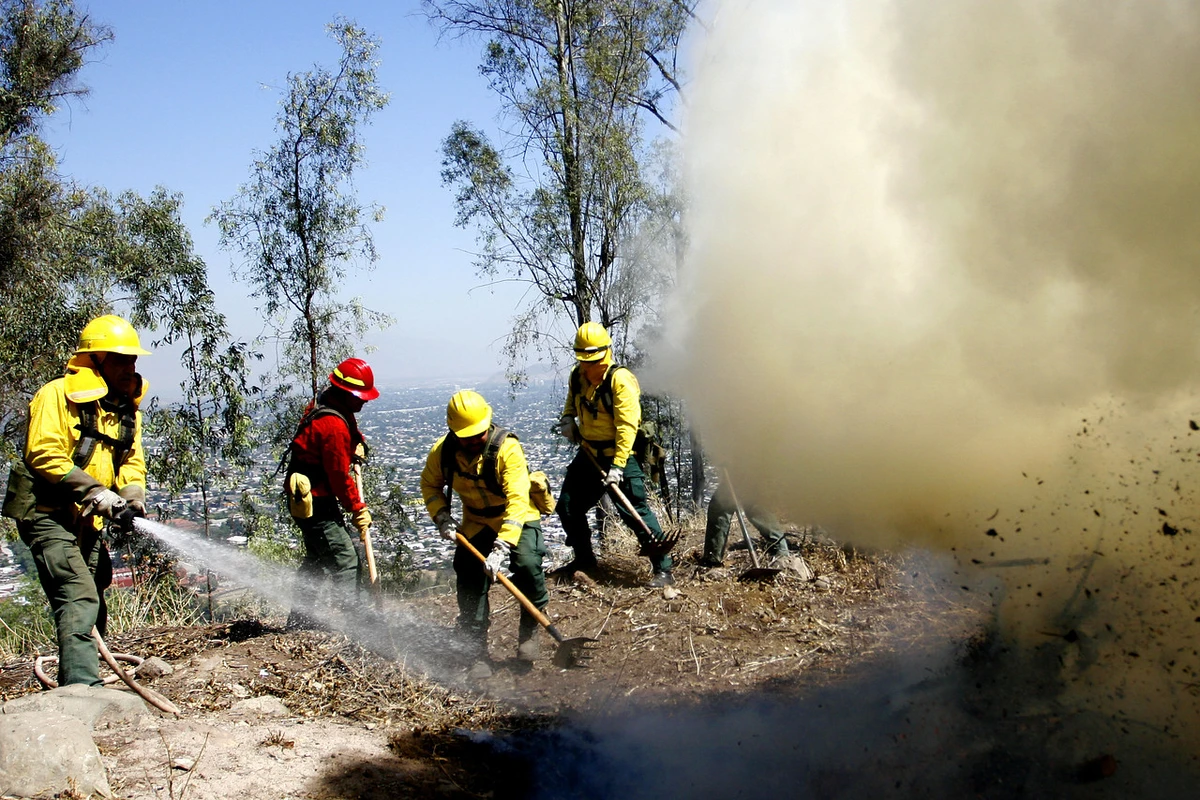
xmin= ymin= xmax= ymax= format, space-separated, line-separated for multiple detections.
xmin=282 ymin=358 xmax=378 ymax=630
xmin=2 ymin=315 xmax=150 ymax=686
xmin=556 ymin=322 xmax=675 ymax=586
xmin=420 ymin=390 xmax=550 ymax=681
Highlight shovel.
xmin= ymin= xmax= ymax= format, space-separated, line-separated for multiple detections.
xmin=723 ymin=469 xmax=780 ymax=582
xmin=352 ymin=464 xmax=382 ymax=608
xmin=455 ymin=532 xmax=598 ymax=668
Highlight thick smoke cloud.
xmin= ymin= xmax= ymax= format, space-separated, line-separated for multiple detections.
xmin=658 ymin=0 xmax=1200 ymax=770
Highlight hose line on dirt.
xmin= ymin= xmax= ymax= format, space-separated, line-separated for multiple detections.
xmin=32 ymin=628 xmax=181 ymax=716
xmin=92 ymin=626 xmax=181 ymax=716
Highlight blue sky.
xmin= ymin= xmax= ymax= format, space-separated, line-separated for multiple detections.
xmin=50 ymin=1 xmax=535 ymax=390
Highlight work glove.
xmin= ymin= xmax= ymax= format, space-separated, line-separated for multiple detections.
xmin=557 ymin=415 xmax=581 ymax=444
xmin=484 ymin=539 xmax=512 ymax=579
xmin=113 ymin=504 xmax=141 ymax=535
xmin=352 ymin=506 xmax=372 ymax=532
xmin=603 ymin=466 xmax=624 ymax=488
xmin=83 ymin=487 xmax=127 ymax=519
xmin=118 ymin=485 xmax=147 ymax=518
xmin=434 ymin=509 xmax=459 ymax=541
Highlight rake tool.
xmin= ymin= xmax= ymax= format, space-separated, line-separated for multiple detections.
xmin=455 ymin=532 xmax=597 ymax=668
xmin=583 ymin=447 xmax=680 ymax=558
xmin=723 ymin=469 xmax=781 ymax=582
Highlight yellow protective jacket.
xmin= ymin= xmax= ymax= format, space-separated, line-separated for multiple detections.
xmin=421 ymin=432 xmax=539 ymax=545
xmin=563 ymin=360 xmax=642 ymax=469
xmin=25 ymin=356 xmax=147 ymax=531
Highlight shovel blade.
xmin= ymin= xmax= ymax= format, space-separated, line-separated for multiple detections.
xmin=738 ymin=567 xmax=781 ymax=582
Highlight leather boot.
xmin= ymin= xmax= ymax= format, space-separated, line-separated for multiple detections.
xmin=517 ymin=626 xmax=541 ymax=662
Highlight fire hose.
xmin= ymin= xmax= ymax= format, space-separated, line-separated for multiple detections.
xmin=34 ymin=627 xmax=180 ymax=716
xmin=32 ymin=510 xmax=181 ymax=715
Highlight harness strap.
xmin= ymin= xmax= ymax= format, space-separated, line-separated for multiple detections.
xmin=72 ymin=401 xmax=137 ymax=471
xmin=441 ymin=425 xmax=513 ymax=498
xmin=279 ymin=402 xmax=354 ymax=478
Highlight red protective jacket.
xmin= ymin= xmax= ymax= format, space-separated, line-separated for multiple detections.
xmin=289 ymin=407 xmax=366 ymax=513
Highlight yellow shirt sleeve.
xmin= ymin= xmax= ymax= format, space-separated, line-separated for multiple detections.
xmin=25 ymin=380 xmax=80 ymax=484
xmin=609 ymin=367 xmax=642 ymax=469
xmin=495 ymin=436 xmax=538 ymax=545
xmin=562 ymin=366 xmax=579 ymax=419
xmin=420 ymin=436 xmax=450 ymax=521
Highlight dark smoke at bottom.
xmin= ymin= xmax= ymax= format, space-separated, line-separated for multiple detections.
xmin=476 ymin=586 xmax=1200 ymax=799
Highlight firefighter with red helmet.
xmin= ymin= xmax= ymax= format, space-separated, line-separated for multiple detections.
xmin=283 ymin=357 xmax=380 ymax=628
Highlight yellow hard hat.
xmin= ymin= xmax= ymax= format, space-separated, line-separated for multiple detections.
xmin=573 ymin=321 xmax=612 ymax=362
xmin=447 ymin=390 xmax=492 ymax=437
xmin=75 ymin=315 xmax=150 ymax=356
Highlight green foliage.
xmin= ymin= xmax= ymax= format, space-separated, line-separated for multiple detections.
xmin=0 ymin=0 xmax=110 ymax=453
xmin=210 ymin=18 xmax=392 ymax=403
xmin=428 ymin=0 xmax=694 ymax=378
xmin=240 ymin=490 xmax=300 ymax=567
xmin=105 ymin=575 xmax=204 ymax=635
xmin=0 ymin=0 xmax=110 ymax=149
xmin=0 ymin=575 xmax=54 ymax=658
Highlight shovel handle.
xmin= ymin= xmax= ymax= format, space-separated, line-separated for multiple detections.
xmin=352 ymin=465 xmax=381 ymax=596
xmin=723 ymin=469 xmax=764 ymax=570
xmin=455 ymin=532 xmax=557 ymax=634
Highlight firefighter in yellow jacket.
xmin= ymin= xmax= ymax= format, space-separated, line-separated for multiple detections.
xmin=556 ymin=322 xmax=674 ymax=586
xmin=420 ymin=390 xmax=548 ymax=677
xmin=2 ymin=315 xmax=149 ymax=686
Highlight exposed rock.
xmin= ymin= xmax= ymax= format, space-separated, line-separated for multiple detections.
xmin=135 ymin=657 xmax=173 ymax=680
xmin=0 ymin=710 xmax=111 ymax=798
xmin=229 ymin=696 xmax=291 ymax=719
xmin=3 ymin=684 xmax=151 ymax=729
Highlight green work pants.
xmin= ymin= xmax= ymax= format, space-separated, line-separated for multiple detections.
xmin=291 ymin=497 xmax=361 ymax=616
xmin=453 ymin=520 xmax=548 ymax=647
xmin=557 ymin=452 xmax=672 ymax=573
xmin=702 ymin=479 xmax=789 ymax=566
xmin=19 ymin=512 xmax=112 ymax=686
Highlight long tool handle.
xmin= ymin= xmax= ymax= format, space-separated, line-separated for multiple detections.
xmin=352 ymin=465 xmax=380 ymax=589
xmin=581 ymin=445 xmax=658 ymax=540
xmin=455 ymin=532 xmax=564 ymax=642
xmin=723 ymin=469 xmax=763 ymax=569
xmin=607 ymin=482 xmax=658 ymax=541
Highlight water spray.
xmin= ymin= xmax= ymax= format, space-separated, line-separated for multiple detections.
xmin=130 ymin=517 xmax=481 ymax=679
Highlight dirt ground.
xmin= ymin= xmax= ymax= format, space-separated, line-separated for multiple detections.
xmin=0 ymin=525 xmax=991 ymax=799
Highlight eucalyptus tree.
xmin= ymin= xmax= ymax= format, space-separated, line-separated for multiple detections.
xmin=134 ymin=189 xmax=259 ymax=527
xmin=210 ymin=19 xmax=391 ymax=406
xmin=426 ymin=0 xmax=694 ymax=376
xmin=0 ymin=0 xmax=112 ymax=451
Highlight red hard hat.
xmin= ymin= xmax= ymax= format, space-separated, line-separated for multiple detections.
xmin=329 ymin=357 xmax=380 ymax=401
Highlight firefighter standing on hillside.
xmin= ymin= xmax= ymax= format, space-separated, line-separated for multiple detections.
xmin=555 ymin=322 xmax=674 ymax=587
xmin=420 ymin=390 xmax=549 ymax=680
xmin=283 ymin=358 xmax=378 ymax=629
xmin=700 ymin=476 xmax=796 ymax=572
xmin=2 ymin=315 xmax=150 ymax=686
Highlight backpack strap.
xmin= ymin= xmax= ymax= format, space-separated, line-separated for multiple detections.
xmin=278 ymin=403 xmax=351 ymax=478
xmin=441 ymin=426 xmax=513 ymax=501
xmin=574 ymin=364 xmax=626 ymax=418
xmin=73 ymin=401 xmax=137 ymax=470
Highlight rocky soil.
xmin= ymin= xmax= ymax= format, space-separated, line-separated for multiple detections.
xmin=0 ymin=525 xmax=990 ymax=799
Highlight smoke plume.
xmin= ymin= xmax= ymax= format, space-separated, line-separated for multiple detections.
xmin=656 ymin=0 xmax=1200 ymax=778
